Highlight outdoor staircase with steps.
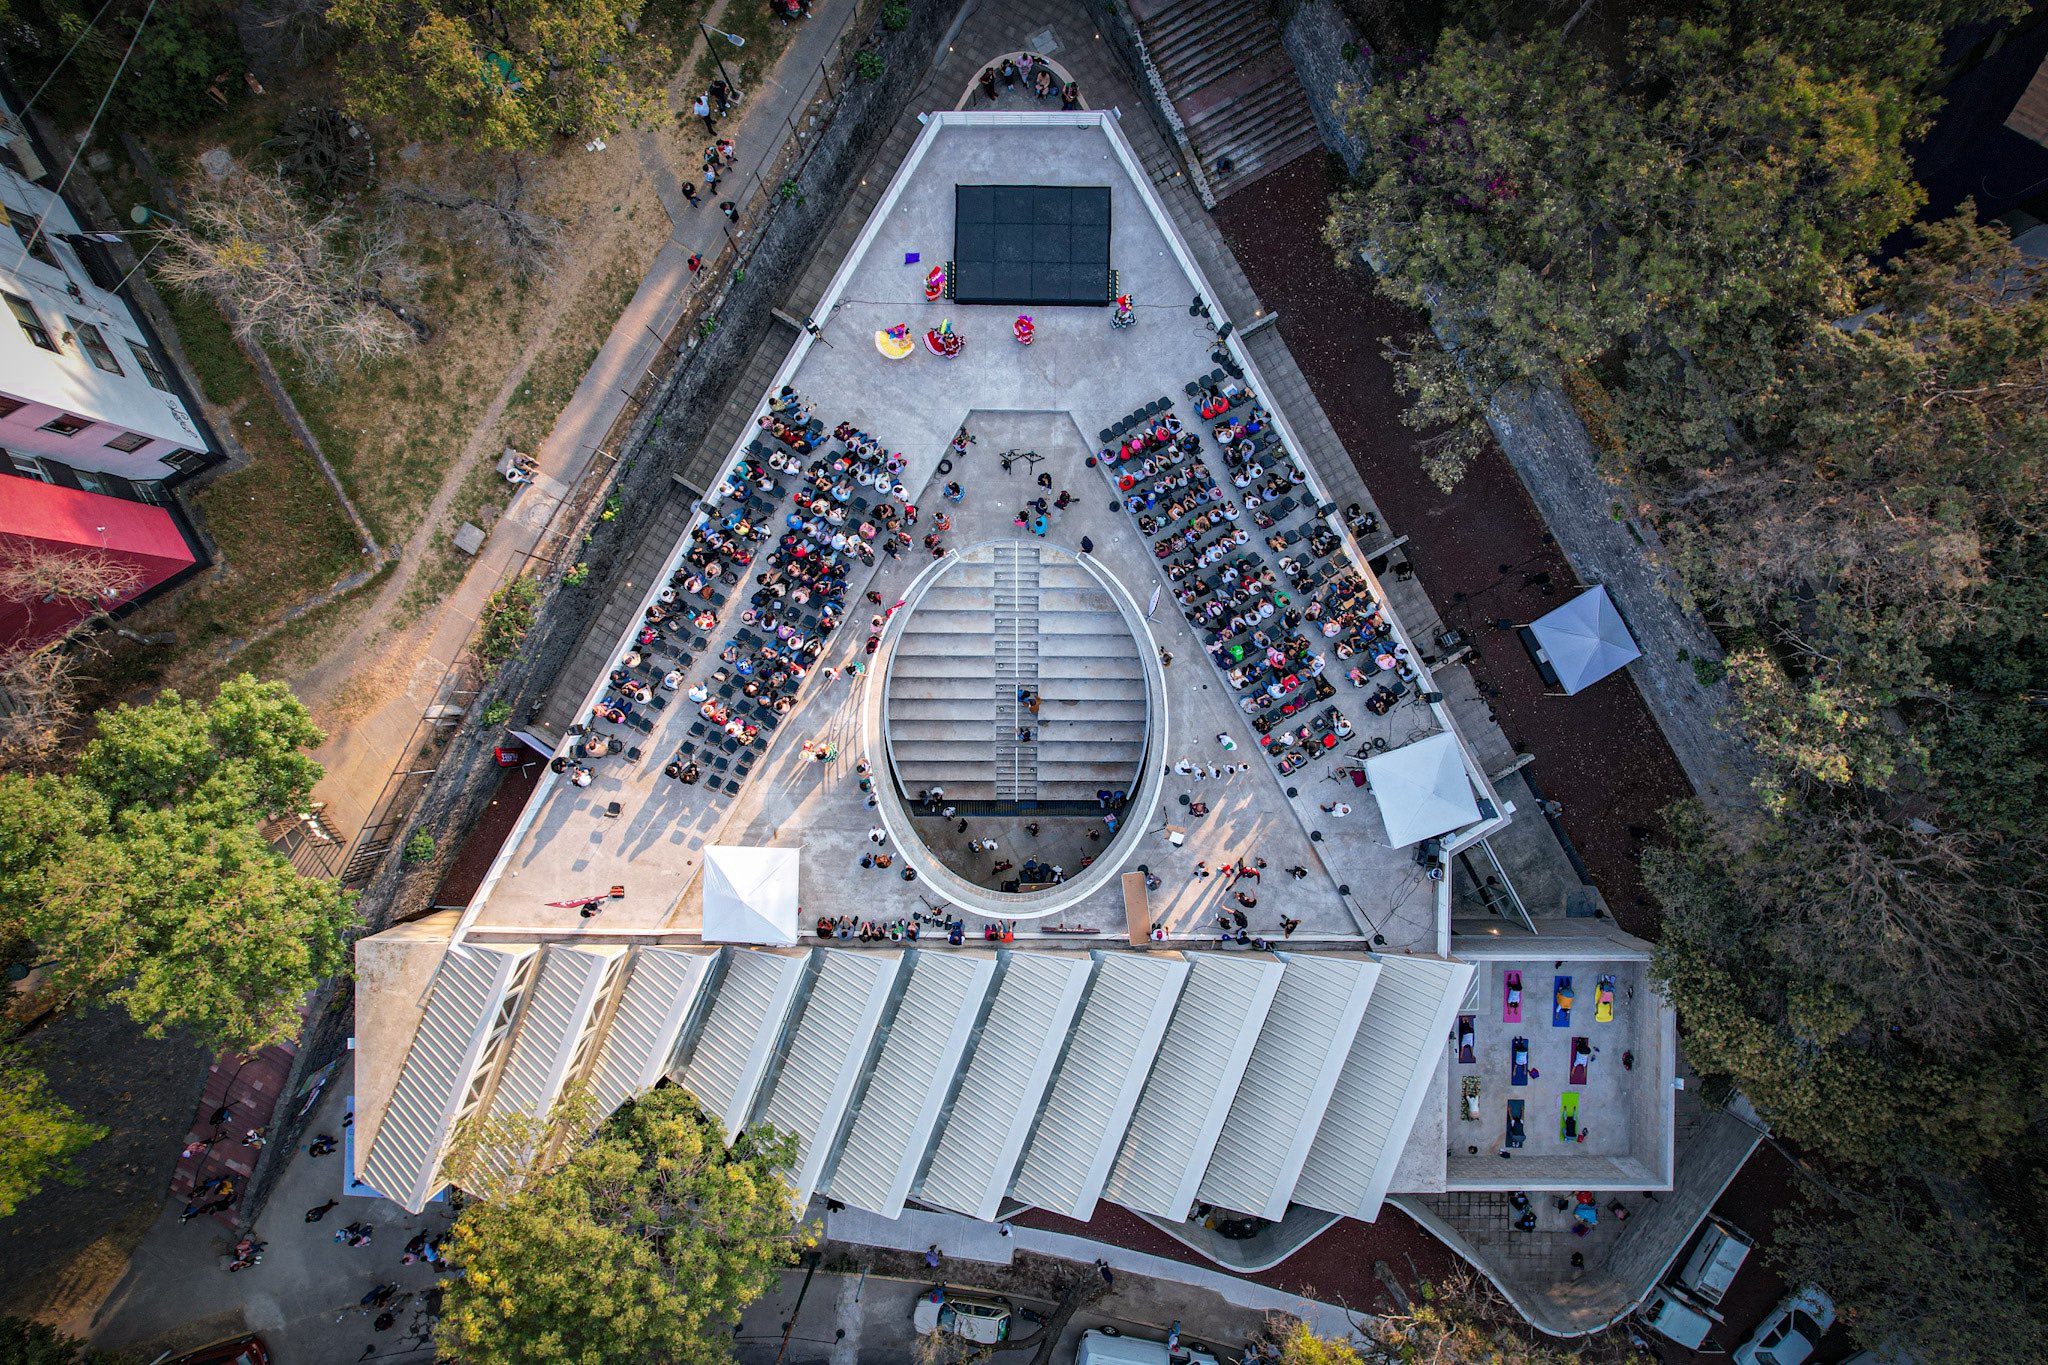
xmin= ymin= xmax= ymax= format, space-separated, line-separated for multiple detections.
xmin=886 ymin=560 xmax=999 ymax=800
xmin=883 ymin=546 xmax=1150 ymax=809
xmin=992 ymin=544 xmax=1042 ymax=802
xmin=1033 ymin=558 xmax=1149 ymax=802
xmin=1128 ymin=0 xmax=1324 ymax=200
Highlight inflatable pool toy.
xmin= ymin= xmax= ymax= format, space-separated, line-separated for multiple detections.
xmin=875 ymin=324 xmax=914 ymax=360
xmin=1013 ymin=314 xmax=1035 ymax=345
xmin=1111 ymin=292 xmax=1136 ymax=329
xmin=924 ymin=264 xmax=948 ymax=301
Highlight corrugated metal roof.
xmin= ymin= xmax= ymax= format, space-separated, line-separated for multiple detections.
xmin=754 ymin=950 xmax=901 ymax=1208
xmin=920 ymin=952 xmax=1094 ymax=1220
xmin=1010 ymin=952 xmax=1189 ymax=1220
xmin=1102 ymin=954 xmax=1285 ymax=1220
xmin=1294 ymin=955 xmax=1475 ymax=1221
xmin=1195 ymin=954 xmax=1381 ymax=1219
xmin=586 ymin=947 xmax=716 ymax=1118
xmin=491 ymin=945 xmax=626 ymax=1120
xmin=675 ymin=948 xmax=809 ymax=1138
xmin=361 ymin=943 xmax=535 ymax=1212
xmin=828 ymin=952 xmax=997 ymax=1216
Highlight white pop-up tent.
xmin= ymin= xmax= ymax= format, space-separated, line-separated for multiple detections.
xmin=1528 ymin=586 xmax=1641 ymax=695
xmin=702 ymin=845 xmax=800 ymax=945
xmin=1364 ymin=731 xmax=1481 ymax=849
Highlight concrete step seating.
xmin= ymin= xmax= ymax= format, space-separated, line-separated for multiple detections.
xmin=889 ymin=567 xmax=998 ymax=791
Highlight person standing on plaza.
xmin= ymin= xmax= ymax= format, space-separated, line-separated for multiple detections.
xmin=694 ymin=93 xmax=717 ymax=135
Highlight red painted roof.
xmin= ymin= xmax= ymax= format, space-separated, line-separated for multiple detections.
xmin=0 ymin=476 xmax=196 ymax=651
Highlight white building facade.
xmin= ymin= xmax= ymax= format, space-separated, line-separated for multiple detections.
xmin=0 ymin=102 xmax=212 ymax=493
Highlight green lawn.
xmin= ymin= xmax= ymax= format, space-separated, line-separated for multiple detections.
xmin=112 ymin=287 xmax=366 ymax=693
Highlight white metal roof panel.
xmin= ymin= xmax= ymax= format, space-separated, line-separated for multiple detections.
xmin=828 ymin=952 xmax=996 ymax=1216
xmin=1195 ymin=954 xmax=1381 ymax=1219
xmin=920 ymin=952 xmax=1094 ymax=1219
xmin=361 ymin=943 xmax=535 ymax=1212
xmin=754 ymin=950 xmax=901 ymax=1208
xmin=1102 ymin=954 xmax=1285 ymax=1219
xmin=1295 ymin=954 xmax=1475 ymax=1221
xmin=675 ymin=948 xmax=809 ymax=1138
xmin=1010 ymin=952 xmax=1189 ymax=1220
xmin=586 ymin=948 xmax=716 ymax=1118
xmin=491 ymin=945 xmax=625 ymax=1120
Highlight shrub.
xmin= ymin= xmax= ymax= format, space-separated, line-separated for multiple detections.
xmin=853 ymin=50 xmax=885 ymax=82
xmin=881 ymin=2 xmax=909 ymax=30
xmin=563 ymin=561 xmax=590 ymax=586
xmin=403 ymin=830 xmax=436 ymax=863
xmin=476 ymin=576 xmax=543 ymax=673
xmin=480 ymin=699 xmax=512 ymax=726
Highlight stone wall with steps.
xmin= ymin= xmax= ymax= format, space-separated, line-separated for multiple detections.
xmin=1125 ymin=0 xmax=1324 ymax=198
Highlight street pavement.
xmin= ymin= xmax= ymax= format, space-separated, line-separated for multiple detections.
xmin=84 ymin=1067 xmax=458 ymax=1365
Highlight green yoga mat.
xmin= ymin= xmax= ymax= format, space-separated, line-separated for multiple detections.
xmin=1560 ymin=1091 xmax=1580 ymax=1140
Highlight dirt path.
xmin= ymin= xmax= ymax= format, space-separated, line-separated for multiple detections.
xmin=288 ymin=189 xmax=644 ymax=717
xmin=288 ymin=0 xmax=768 ymax=723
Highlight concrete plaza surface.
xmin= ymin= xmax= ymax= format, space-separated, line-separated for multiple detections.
xmin=88 ymin=1069 xmax=457 ymax=1365
xmin=465 ymin=116 xmax=1456 ymax=950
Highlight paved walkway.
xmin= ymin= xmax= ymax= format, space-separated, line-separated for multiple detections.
xmin=825 ymin=1206 xmax=1364 ymax=1338
xmin=301 ymin=2 xmax=863 ymax=850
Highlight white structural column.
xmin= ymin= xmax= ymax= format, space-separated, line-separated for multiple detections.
xmin=1010 ymin=952 xmax=1189 ymax=1220
xmin=585 ymin=947 xmax=717 ymax=1118
xmin=919 ymin=952 xmax=1094 ymax=1220
xmin=1102 ymin=954 xmax=1285 ymax=1220
xmin=829 ymin=952 xmax=998 ymax=1217
xmin=1194 ymin=954 xmax=1381 ymax=1219
xmin=490 ymin=945 xmax=628 ymax=1121
xmin=674 ymin=948 xmax=810 ymax=1138
xmin=362 ymin=943 xmax=537 ymax=1212
xmin=753 ymin=951 xmax=902 ymax=1208
xmin=1295 ymin=954 xmax=1476 ymax=1221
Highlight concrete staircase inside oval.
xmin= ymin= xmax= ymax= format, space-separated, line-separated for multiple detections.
xmin=884 ymin=546 xmax=1149 ymax=808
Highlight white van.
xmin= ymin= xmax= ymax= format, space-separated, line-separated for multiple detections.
xmin=1675 ymin=1217 xmax=1755 ymax=1306
xmin=1076 ymin=1328 xmax=1222 ymax=1365
xmin=1639 ymin=1286 xmax=1725 ymax=1352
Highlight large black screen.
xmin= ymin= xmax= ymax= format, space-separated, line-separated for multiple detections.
xmin=951 ymin=185 xmax=1112 ymax=307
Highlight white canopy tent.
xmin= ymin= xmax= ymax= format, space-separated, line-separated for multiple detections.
xmin=1529 ymin=586 xmax=1641 ymax=695
xmin=701 ymin=845 xmax=801 ymax=945
xmin=1365 ymin=731 xmax=1481 ymax=849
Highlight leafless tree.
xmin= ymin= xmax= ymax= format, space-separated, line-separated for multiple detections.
xmin=1765 ymin=805 xmax=2048 ymax=1059
xmin=388 ymin=158 xmax=563 ymax=281
xmin=155 ymin=161 xmax=429 ymax=376
xmin=0 ymin=537 xmax=145 ymax=614
xmin=0 ymin=643 xmax=82 ymax=767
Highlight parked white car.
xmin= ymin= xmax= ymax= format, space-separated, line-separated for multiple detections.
xmin=912 ymin=1288 xmax=1012 ymax=1344
xmin=1734 ymin=1286 xmax=1836 ymax=1365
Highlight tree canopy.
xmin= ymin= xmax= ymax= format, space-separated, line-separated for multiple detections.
xmin=439 ymin=1087 xmax=809 ymax=1365
xmin=155 ymin=165 xmax=426 ymax=376
xmin=0 ymin=675 xmax=355 ymax=1049
xmin=1330 ymin=1 xmax=2048 ymax=1355
xmin=0 ymin=1061 xmax=105 ymax=1219
xmin=328 ymin=0 xmax=666 ymax=151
